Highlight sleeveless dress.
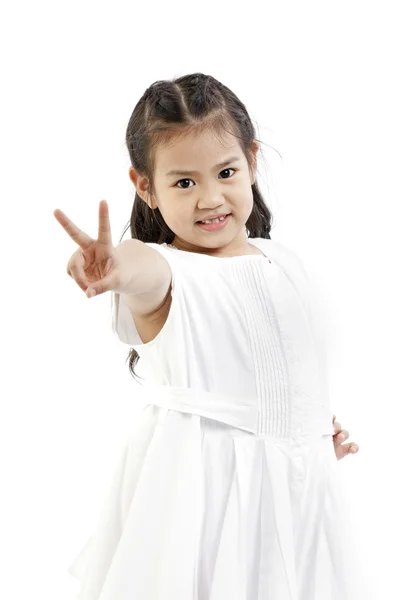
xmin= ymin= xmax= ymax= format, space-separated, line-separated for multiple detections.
xmin=68 ymin=237 xmax=365 ymax=600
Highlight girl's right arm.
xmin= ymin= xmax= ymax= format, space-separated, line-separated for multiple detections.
xmin=115 ymin=239 xmax=172 ymax=318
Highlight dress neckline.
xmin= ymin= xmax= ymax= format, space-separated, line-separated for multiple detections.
xmin=164 ymin=238 xmax=271 ymax=261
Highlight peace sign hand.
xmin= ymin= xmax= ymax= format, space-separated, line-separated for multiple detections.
xmin=54 ymin=199 xmax=122 ymax=298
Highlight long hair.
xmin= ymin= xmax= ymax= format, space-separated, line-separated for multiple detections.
xmin=119 ymin=72 xmax=275 ymax=379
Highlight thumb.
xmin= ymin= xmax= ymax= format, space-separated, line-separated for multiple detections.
xmin=86 ymin=275 xmax=115 ymax=298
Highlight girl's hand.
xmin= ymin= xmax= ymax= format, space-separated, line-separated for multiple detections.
xmin=54 ymin=199 xmax=123 ymax=298
xmin=332 ymin=414 xmax=359 ymax=460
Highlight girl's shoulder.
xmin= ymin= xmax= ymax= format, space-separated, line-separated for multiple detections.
xmin=144 ymin=239 xmax=281 ymax=259
xmin=142 ymin=239 xmax=306 ymax=273
xmin=250 ymin=237 xmax=305 ymax=265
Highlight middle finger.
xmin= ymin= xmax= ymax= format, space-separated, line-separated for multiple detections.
xmin=97 ymin=200 xmax=112 ymax=246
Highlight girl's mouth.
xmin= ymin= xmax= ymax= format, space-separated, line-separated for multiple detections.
xmin=195 ymin=213 xmax=231 ymax=232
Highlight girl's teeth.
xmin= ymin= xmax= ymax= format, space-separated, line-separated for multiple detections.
xmin=201 ymin=215 xmax=226 ymax=224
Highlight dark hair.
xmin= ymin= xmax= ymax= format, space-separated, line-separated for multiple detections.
xmin=118 ymin=72 xmax=276 ymax=380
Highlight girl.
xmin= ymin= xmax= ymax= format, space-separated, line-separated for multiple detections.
xmin=54 ymin=72 xmax=361 ymax=600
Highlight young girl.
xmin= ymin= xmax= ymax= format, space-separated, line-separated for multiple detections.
xmin=54 ymin=73 xmax=362 ymax=600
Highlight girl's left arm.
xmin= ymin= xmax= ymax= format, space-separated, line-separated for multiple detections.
xmin=332 ymin=414 xmax=359 ymax=460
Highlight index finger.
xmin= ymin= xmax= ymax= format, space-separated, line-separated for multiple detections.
xmin=97 ymin=199 xmax=112 ymax=245
xmin=53 ymin=209 xmax=93 ymax=249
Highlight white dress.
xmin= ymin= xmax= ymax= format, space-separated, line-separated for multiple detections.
xmin=68 ymin=237 xmax=365 ymax=600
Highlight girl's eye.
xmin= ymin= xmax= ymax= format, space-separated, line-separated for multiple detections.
xmin=175 ymin=168 xmax=236 ymax=189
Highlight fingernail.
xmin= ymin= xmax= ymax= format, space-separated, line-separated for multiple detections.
xmin=87 ymin=288 xmax=96 ymax=298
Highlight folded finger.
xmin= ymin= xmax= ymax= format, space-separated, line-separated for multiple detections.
xmin=333 ymin=421 xmax=342 ymax=434
xmin=69 ymin=264 xmax=90 ymax=293
xmin=340 ymin=442 xmax=354 ymax=455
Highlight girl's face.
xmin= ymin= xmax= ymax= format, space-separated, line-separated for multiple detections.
xmin=131 ymin=128 xmax=259 ymax=256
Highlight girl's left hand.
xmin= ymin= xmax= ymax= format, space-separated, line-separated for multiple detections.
xmin=332 ymin=415 xmax=359 ymax=460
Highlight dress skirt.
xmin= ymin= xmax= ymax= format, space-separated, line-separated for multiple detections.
xmin=68 ymin=386 xmax=365 ymax=600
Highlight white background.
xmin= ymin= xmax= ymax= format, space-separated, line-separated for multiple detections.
xmin=1 ymin=0 xmax=397 ymax=598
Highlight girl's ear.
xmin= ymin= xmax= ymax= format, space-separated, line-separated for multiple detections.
xmin=129 ymin=167 xmax=158 ymax=209
xmin=129 ymin=166 xmax=146 ymax=198
xmin=249 ymin=140 xmax=259 ymax=184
